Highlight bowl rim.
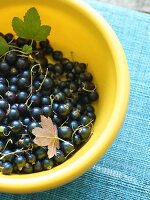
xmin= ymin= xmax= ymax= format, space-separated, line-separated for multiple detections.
xmin=0 ymin=0 xmax=130 ymax=193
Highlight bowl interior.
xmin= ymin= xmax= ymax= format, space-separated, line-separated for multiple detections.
xmin=0 ymin=0 xmax=129 ymax=193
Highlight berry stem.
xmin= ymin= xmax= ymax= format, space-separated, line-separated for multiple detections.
xmin=36 ymin=68 xmax=48 ymax=92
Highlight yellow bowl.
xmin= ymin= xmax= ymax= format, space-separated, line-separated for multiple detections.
xmin=0 ymin=0 xmax=129 ymax=193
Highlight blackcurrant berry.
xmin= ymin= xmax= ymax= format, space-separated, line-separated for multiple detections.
xmin=22 ymin=163 xmax=33 ymax=174
xmin=58 ymin=126 xmax=72 ymax=139
xmin=0 ymin=109 xmax=5 ymax=122
xmin=61 ymin=141 xmax=74 ymax=156
xmin=17 ymin=91 xmax=28 ymax=103
xmin=53 ymin=150 xmax=65 ymax=164
xmin=0 ymin=99 xmax=9 ymax=111
xmin=14 ymin=155 xmax=26 ymax=171
xmin=5 ymin=52 xmax=17 ymax=65
xmin=2 ymin=162 xmax=13 ymax=175
xmin=33 ymin=160 xmax=43 ymax=172
xmin=52 ymin=50 xmax=63 ymax=61
xmin=42 ymin=158 xmax=54 ymax=170
xmin=42 ymin=105 xmax=52 ymax=117
xmin=10 ymin=120 xmax=22 ymax=133
xmin=26 ymin=153 xmax=36 ymax=164
xmin=34 ymin=147 xmax=47 ymax=160
xmin=31 ymin=107 xmax=42 ymax=120
xmin=5 ymin=91 xmax=16 ymax=104
xmin=0 ymin=61 xmax=10 ymax=74
xmin=0 ymin=83 xmax=8 ymax=95
xmin=4 ymin=33 xmax=14 ymax=43
xmin=7 ymin=108 xmax=19 ymax=121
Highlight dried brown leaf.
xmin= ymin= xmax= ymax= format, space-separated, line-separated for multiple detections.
xmin=32 ymin=115 xmax=60 ymax=158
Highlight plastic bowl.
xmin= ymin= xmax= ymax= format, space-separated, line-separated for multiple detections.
xmin=0 ymin=0 xmax=129 ymax=193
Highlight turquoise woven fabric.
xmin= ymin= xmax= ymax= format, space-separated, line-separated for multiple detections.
xmin=1 ymin=1 xmax=150 ymax=199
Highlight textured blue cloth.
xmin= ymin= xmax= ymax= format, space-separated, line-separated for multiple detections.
xmin=1 ymin=1 xmax=150 ymax=199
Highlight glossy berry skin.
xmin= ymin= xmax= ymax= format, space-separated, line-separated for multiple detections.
xmin=17 ymin=91 xmax=28 ymax=103
xmin=52 ymin=50 xmax=63 ymax=61
xmin=2 ymin=149 xmax=15 ymax=162
xmin=7 ymin=109 xmax=19 ymax=121
xmin=80 ymin=115 xmax=92 ymax=125
xmin=52 ymin=114 xmax=62 ymax=126
xmin=57 ymin=104 xmax=71 ymax=117
xmin=15 ymin=58 xmax=29 ymax=70
xmin=41 ymin=97 xmax=50 ymax=105
xmin=19 ymin=137 xmax=32 ymax=148
xmin=69 ymin=120 xmax=79 ymax=130
xmin=0 ymin=140 xmax=4 ymax=151
xmin=2 ymin=162 xmax=13 ymax=175
xmin=0 ymin=61 xmax=10 ymax=74
xmin=0 ymin=76 xmax=7 ymax=85
xmin=9 ymin=76 xmax=18 ymax=84
xmin=61 ymin=141 xmax=74 ymax=156
xmin=22 ymin=163 xmax=33 ymax=174
xmin=21 ymin=70 xmax=30 ymax=79
xmin=65 ymin=61 xmax=74 ymax=71
xmin=0 ymin=83 xmax=7 ymax=95
xmin=70 ymin=109 xmax=80 ymax=120
xmin=54 ymin=63 xmax=63 ymax=75
xmin=31 ymin=107 xmax=42 ymax=120
xmin=42 ymin=78 xmax=54 ymax=90
xmin=5 ymin=52 xmax=17 ymax=65
xmin=54 ymin=92 xmax=66 ymax=102
xmin=23 ymin=117 xmax=31 ymax=126
xmin=28 ymin=122 xmax=40 ymax=132
xmin=0 ymin=99 xmax=9 ymax=111
xmin=33 ymin=160 xmax=43 ymax=172
xmin=0 ymin=126 xmax=10 ymax=137
xmin=4 ymin=33 xmax=14 ymax=43
xmin=14 ymin=155 xmax=26 ymax=171
xmin=18 ymin=104 xmax=28 ymax=114
xmin=0 ymin=109 xmax=5 ymax=122
xmin=53 ymin=150 xmax=65 ymax=164
xmin=88 ymin=91 xmax=99 ymax=101
xmin=18 ymin=77 xmax=30 ymax=88
xmin=58 ymin=126 xmax=72 ymax=139
xmin=9 ymin=85 xmax=18 ymax=93
xmin=34 ymin=147 xmax=47 ymax=160
xmin=73 ymin=134 xmax=82 ymax=146
xmin=42 ymin=106 xmax=52 ymax=117
xmin=5 ymin=91 xmax=16 ymax=103
xmin=30 ymin=95 xmax=40 ymax=106
xmin=42 ymin=158 xmax=54 ymax=170
xmin=78 ymin=126 xmax=91 ymax=140
xmin=26 ymin=153 xmax=36 ymax=164
xmin=39 ymin=39 xmax=49 ymax=48
xmin=16 ymin=37 xmax=27 ymax=47
xmin=10 ymin=120 xmax=22 ymax=133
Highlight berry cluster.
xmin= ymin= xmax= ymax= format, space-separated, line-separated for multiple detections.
xmin=0 ymin=32 xmax=98 ymax=175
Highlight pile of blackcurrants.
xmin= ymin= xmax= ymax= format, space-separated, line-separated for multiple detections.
xmin=0 ymin=32 xmax=98 ymax=175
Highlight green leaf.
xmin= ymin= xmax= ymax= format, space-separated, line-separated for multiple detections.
xmin=12 ymin=7 xmax=51 ymax=41
xmin=12 ymin=17 xmax=28 ymax=38
xmin=34 ymin=25 xmax=51 ymax=41
xmin=0 ymin=37 xmax=9 ymax=55
xmin=22 ymin=44 xmax=33 ymax=54
xmin=23 ymin=7 xmax=41 ymax=36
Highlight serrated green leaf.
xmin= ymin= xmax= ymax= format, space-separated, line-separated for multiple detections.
xmin=12 ymin=17 xmax=28 ymax=38
xmin=0 ymin=37 xmax=9 ymax=55
xmin=12 ymin=7 xmax=51 ymax=41
xmin=34 ymin=25 xmax=51 ymax=41
xmin=22 ymin=44 xmax=33 ymax=54
xmin=23 ymin=7 xmax=41 ymax=38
